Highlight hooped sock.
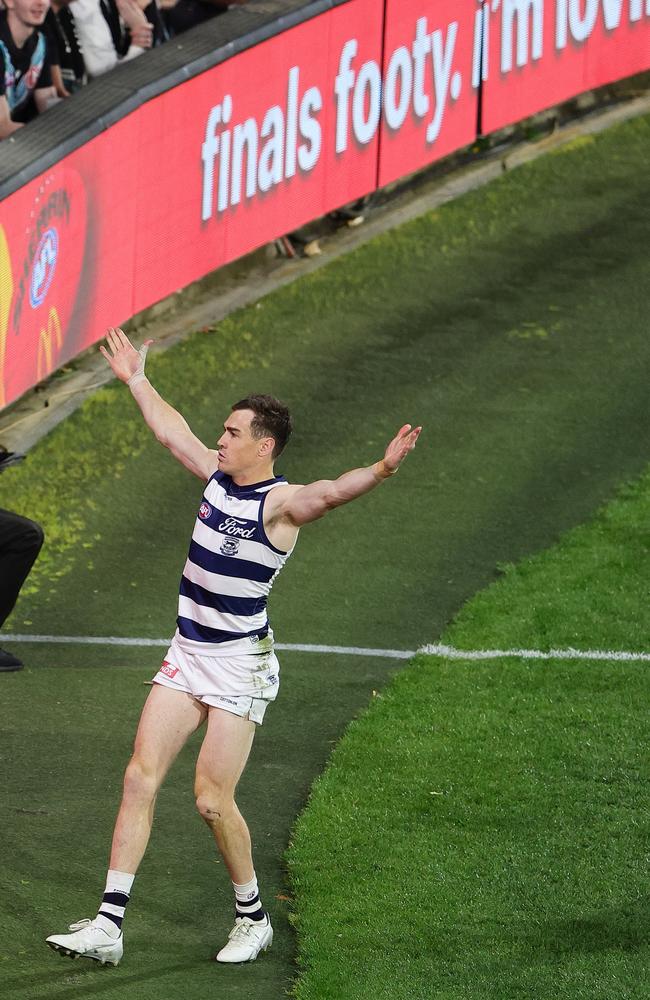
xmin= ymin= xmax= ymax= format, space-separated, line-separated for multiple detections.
xmin=95 ymin=869 xmax=135 ymax=937
xmin=233 ymin=873 xmax=265 ymax=922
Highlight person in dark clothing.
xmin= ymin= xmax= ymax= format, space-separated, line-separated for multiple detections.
xmin=0 ymin=508 xmax=44 ymax=671
xmin=0 ymin=0 xmax=56 ymax=136
xmin=45 ymin=1 xmax=85 ymax=95
xmin=165 ymin=0 xmax=244 ymax=39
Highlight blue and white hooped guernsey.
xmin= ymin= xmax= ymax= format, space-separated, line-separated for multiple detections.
xmin=175 ymin=471 xmax=294 ymax=656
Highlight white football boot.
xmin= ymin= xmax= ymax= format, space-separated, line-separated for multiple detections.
xmin=215 ymin=914 xmax=273 ymax=963
xmin=46 ymin=918 xmax=123 ymax=965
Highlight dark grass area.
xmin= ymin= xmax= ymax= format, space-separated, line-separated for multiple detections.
xmin=445 ymin=467 xmax=650 ymax=653
xmin=1 ymin=650 xmax=401 ymax=1000
xmin=0 ymin=115 xmax=648 ymax=998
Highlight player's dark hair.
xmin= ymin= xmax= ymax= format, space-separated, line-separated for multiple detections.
xmin=231 ymin=394 xmax=293 ymax=459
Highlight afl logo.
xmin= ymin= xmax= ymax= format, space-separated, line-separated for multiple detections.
xmin=30 ymin=228 xmax=58 ymax=308
xmin=198 ymin=501 xmax=212 ymax=520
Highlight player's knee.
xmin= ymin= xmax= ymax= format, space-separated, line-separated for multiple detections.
xmin=123 ymin=756 xmax=158 ymax=803
xmin=195 ymin=786 xmax=233 ymax=824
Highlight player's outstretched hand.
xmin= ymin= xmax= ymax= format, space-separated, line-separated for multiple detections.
xmin=99 ymin=328 xmax=153 ymax=384
xmin=383 ymin=424 xmax=422 ymax=475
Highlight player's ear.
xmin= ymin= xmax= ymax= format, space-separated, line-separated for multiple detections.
xmin=258 ymin=437 xmax=275 ymax=458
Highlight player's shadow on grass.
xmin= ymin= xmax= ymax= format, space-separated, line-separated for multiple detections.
xmin=2 ymin=960 xmax=194 ymax=998
xmin=539 ymin=898 xmax=650 ymax=955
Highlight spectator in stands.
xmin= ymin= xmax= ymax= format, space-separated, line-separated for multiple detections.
xmin=164 ymin=0 xmax=245 ymax=38
xmin=0 ymin=507 xmax=43 ymax=671
xmin=45 ymin=0 xmax=85 ymax=96
xmin=0 ymin=450 xmax=44 ymax=672
xmin=45 ymin=0 xmax=166 ymax=93
xmin=67 ymin=0 xmax=160 ymax=78
xmin=0 ymin=0 xmax=57 ymax=138
xmin=140 ymin=0 xmax=167 ymax=45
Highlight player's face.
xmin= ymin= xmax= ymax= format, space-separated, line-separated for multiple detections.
xmin=6 ymin=0 xmax=50 ymax=27
xmin=216 ymin=409 xmax=273 ymax=476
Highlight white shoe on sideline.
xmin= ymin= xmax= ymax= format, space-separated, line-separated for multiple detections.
xmin=215 ymin=914 xmax=273 ymax=963
xmin=46 ymin=919 xmax=123 ymax=965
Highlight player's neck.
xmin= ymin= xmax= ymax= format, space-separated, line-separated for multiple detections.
xmin=232 ymin=463 xmax=276 ymax=487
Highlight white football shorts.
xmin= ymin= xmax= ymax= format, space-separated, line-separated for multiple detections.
xmin=152 ymin=635 xmax=280 ymax=725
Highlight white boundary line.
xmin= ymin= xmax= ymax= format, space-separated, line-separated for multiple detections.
xmin=419 ymin=643 xmax=650 ymax=663
xmin=3 ymin=634 xmax=650 ymax=662
xmin=2 ymin=634 xmax=414 ymax=659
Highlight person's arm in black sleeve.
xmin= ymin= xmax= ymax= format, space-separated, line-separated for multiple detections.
xmin=33 ymin=44 xmax=57 ymax=114
xmin=0 ymin=50 xmax=22 ymax=138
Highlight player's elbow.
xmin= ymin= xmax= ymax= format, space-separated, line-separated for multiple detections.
xmin=153 ymin=426 xmax=171 ymax=448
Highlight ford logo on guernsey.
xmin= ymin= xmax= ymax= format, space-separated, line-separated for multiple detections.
xmin=198 ymin=501 xmax=212 ymax=520
xmin=30 ymin=228 xmax=59 ymax=308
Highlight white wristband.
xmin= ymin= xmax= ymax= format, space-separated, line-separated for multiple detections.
xmin=127 ymin=342 xmax=151 ymax=388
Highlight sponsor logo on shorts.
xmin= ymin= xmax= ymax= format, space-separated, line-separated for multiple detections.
xmin=220 ymin=537 xmax=240 ymax=556
xmin=159 ymin=661 xmax=179 ymax=679
xmin=216 ymin=696 xmax=239 ymax=706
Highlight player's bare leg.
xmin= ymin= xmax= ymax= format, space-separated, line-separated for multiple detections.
xmin=46 ymin=685 xmax=207 ymax=964
xmin=194 ymin=707 xmax=272 ymax=962
xmin=111 ymin=685 xmax=208 ymax=872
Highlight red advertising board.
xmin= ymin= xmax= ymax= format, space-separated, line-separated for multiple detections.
xmin=378 ymin=0 xmax=479 ymax=187
xmin=0 ymin=0 xmax=648 ymax=409
xmin=481 ymin=0 xmax=650 ymax=133
xmin=131 ymin=0 xmax=385 ymax=313
xmin=0 ymin=0 xmax=385 ymax=408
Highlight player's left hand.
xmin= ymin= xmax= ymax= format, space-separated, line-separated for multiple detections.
xmin=382 ymin=424 xmax=422 ymax=474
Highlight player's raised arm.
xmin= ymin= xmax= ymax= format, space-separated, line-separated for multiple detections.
xmin=99 ymin=328 xmax=218 ymax=481
xmin=273 ymin=423 xmax=422 ymax=528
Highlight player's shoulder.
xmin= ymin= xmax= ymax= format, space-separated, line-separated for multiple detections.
xmin=263 ymin=481 xmax=302 ymax=513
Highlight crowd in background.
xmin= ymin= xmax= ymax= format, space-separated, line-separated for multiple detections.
xmin=0 ymin=0 xmax=248 ymax=138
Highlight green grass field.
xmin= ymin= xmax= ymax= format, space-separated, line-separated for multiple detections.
xmin=1 ymin=113 xmax=649 ymax=999
xmin=287 ymin=469 xmax=650 ymax=1000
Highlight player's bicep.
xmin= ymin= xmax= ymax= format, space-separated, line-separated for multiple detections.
xmin=282 ymin=481 xmax=336 ymax=526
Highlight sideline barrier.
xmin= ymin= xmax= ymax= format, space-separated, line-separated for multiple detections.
xmin=0 ymin=0 xmax=648 ymax=409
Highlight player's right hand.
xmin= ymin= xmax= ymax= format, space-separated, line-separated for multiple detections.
xmin=99 ymin=328 xmax=152 ymax=384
